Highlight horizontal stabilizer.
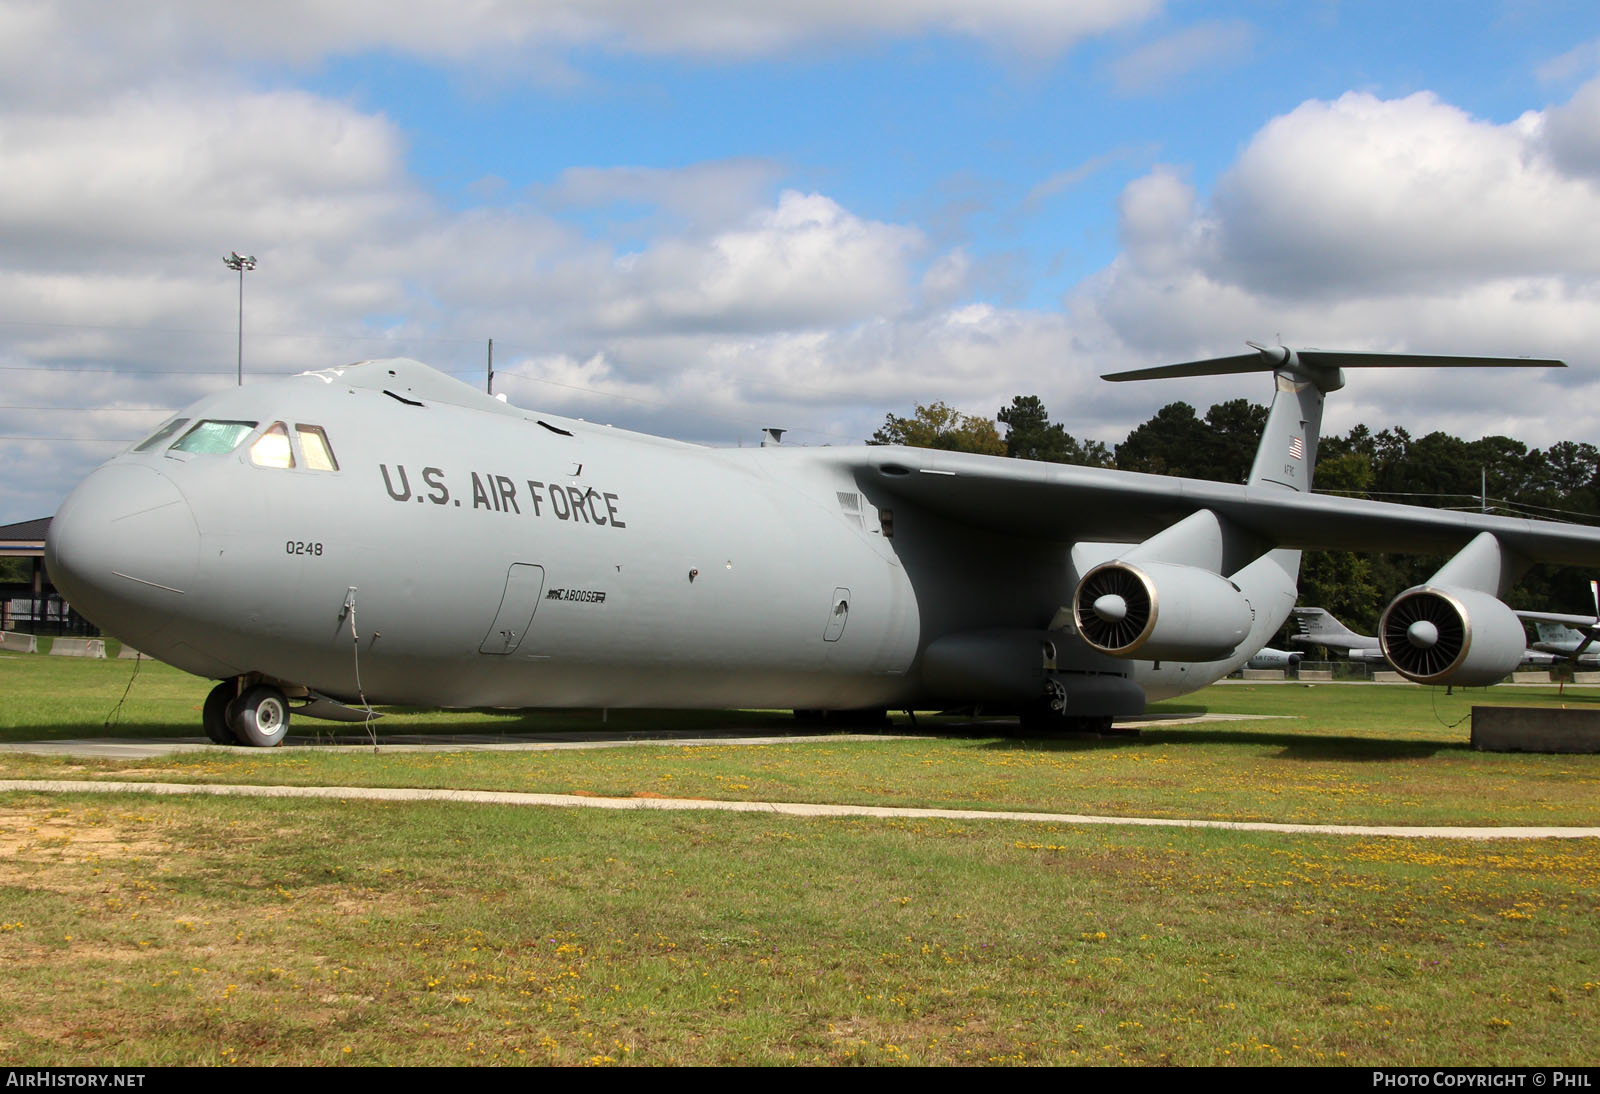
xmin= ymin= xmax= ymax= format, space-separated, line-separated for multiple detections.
xmin=1104 ymin=342 xmax=1564 ymax=389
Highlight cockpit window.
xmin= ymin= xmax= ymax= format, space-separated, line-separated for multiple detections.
xmin=250 ymin=422 xmax=295 ymax=469
xmin=296 ymin=424 xmax=338 ymax=471
xmin=133 ymin=417 xmax=189 ymax=452
xmin=171 ymin=420 xmax=257 ymax=454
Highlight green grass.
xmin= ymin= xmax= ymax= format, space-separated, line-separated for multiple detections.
xmin=3 ymin=653 xmax=1598 ymax=827
xmin=2 ymin=790 xmax=1597 ymax=1066
xmin=0 ymin=649 xmax=802 ymax=740
xmin=3 ymin=654 xmax=1600 ymax=1064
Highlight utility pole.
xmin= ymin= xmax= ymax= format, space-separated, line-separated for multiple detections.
xmin=223 ymin=252 xmax=257 ymax=386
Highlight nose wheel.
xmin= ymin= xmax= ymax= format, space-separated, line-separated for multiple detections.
xmin=202 ymin=681 xmax=238 ymax=745
xmin=230 ymin=684 xmax=290 ymax=747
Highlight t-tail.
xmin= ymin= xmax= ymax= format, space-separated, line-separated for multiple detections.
xmin=1080 ymin=344 xmax=1564 ymax=686
xmin=1103 ymin=342 xmax=1563 ymax=495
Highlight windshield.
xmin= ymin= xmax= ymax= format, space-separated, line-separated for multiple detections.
xmin=171 ymin=420 xmax=258 ymax=454
xmin=132 ymin=417 xmax=189 ymax=452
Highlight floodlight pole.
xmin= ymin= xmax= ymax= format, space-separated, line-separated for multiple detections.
xmin=223 ymin=252 xmax=257 ymax=386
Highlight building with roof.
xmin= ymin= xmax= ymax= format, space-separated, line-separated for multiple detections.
xmin=0 ymin=516 xmax=93 ymax=635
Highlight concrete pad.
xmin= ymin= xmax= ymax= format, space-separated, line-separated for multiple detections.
xmin=1511 ymin=670 xmax=1551 ymax=684
xmin=48 ymin=637 xmax=105 ymax=659
xmin=1573 ymin=672 xmax=1600 ymax=685
xmin=0 ymin=631 xmax=37 ymax=653
xmin=117 ymin=645 xmax=144 ymax=660
xmin=1297 ymin=669 xmax=1333 ymax=681
xmin=1372 ymin=671 xmax=1408 ymax=683
xmin=1241 ymin=668 xmax=1285 ymax=681
xmin=1472 ymin=706 xmax=1600 ymax=754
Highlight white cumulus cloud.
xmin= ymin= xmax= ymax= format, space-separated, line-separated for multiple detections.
xmin=1074 ymin=82 xmax=1600 ymax=442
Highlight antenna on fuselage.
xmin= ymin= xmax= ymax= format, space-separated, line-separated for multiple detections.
xmin=487 ymin=338 xmax=494 ymax=396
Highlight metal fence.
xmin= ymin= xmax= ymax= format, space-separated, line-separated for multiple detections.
xmin=1 ymin=595 xmax=99 ymax=637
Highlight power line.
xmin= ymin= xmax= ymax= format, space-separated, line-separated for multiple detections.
xmin=0 ymin=365 xmax=858 ymax=445
xmin=0 ymin=316 xmax=486 ymax=346
xmin=1315 ymin=488 xmax=1600 ymax=525
xmin=0 ymin=363 xmax=491 ymax=380
xmin=0 ymin=406 xmax=175 ymax=413
xmin=0 ymin=365 xmax=288 ymax=376
xmin=0 ymin=436 xmax=131 ymax=443
xmin=493 ymin=369 xmax=860 ymax=443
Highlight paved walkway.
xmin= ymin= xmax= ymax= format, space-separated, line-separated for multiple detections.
xmin=3 ymin=778 xmax=1595 ymax=841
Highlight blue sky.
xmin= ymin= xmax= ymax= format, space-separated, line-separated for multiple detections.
xmin=307 ymin=1 xmax=1597 ymax=302
xmin=4 ymin=0 xmax=1600 ymax=523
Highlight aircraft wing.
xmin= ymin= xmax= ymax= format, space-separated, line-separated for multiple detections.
xmin=853 ymin=447 xmax=1600 ymax=565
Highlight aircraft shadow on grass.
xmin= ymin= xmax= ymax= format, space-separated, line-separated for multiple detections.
xmin=15 ymin=697 xmax=1592 ymax=763
xmin=967 ymin=726 xmax=1457 ymax=761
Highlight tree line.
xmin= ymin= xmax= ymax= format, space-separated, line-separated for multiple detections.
xmin=872 ymin=396 xmax=1600 ymax=632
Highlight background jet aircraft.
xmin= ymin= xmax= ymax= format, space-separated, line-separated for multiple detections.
xmin=1526 ymin=621 xmax=1600 ymax=662
xmin=1517 ymin=580 xmax=1600 ymax=660
xmin=1288 ymin=607 xmax=1388 ymax=664
xmin=44 ymin=344 xmax=1600 ymax=746
xmin=1291 ymin=606 xmax=1587 ymax=669
xmin=1244 ymin=647 xmax=1302 ymax=671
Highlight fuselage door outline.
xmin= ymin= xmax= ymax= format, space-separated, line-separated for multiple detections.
xmin=479 ymin=563 xmax=546 ymax=655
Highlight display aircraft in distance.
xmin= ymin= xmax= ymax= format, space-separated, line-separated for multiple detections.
xmin=1244 ymin=647 xmax=1302 ymax=671
xmin=1528 ymin=621 xmax=1600 ymax=661
xmin=1291 ymin=605 xmax=1593 ymax=668
xmin=1518 ymin=580 xmax=1600 ymax=660
xmin=45 ymin=343 xmax=1600 ymax=746
xmin=1288 ymin=607 xmax=1388 ymax=664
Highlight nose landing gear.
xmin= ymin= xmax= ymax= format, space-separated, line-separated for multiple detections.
xmin=202 ymin=681 xmax=236 ymax=745
xmin=202 ymin=679 xmax=291 ymax=747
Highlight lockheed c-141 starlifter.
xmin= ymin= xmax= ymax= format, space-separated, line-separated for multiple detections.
xmin=45 ymin=343 xmax=1599 ymax=745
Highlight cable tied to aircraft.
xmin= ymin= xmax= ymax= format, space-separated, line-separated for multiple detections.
xmin=343 ymin=587 xmax=379 ymax=753
xmin=104 ymin=648 xmax=142 ymax=728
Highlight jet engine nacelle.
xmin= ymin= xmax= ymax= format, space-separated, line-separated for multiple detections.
xmin=1378 ymin=585 xmax=1527 ymax=686
xmin=1073 ymin=561 xmax=1253 ymax=661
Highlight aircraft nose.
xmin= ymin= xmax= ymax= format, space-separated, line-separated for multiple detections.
xmin=46 ymin=464 xmax=201 ymax=628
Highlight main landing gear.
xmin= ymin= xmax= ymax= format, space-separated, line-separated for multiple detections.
xmin=203 ymin=679 xmax=291 ymax=748
xmin=1018 ymin=703 xmax=1116 ymax=736
xmin=1016 ymin=678 xmax=1125 ymax=737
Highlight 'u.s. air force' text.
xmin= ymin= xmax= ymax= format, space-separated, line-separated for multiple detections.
xmin=378 ymin=465 xmax=625 ymax=529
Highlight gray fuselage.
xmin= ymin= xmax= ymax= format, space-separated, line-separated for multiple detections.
xmin=46 ymin=360 xmax=1293 ymax=714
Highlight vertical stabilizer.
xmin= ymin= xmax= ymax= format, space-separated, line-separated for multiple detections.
xmin=1247 ymin=363 xmax=1333 ymax=492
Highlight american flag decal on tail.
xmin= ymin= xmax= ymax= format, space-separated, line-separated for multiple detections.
xmin=1288 ymin=435 xmax=1305 ymax=461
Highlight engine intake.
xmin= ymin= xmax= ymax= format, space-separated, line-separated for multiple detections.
xmin=1073 ymin=561 xmax=1253 ymax=661
xmin=1379 ymin=586 xmax=1526 ymax=686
